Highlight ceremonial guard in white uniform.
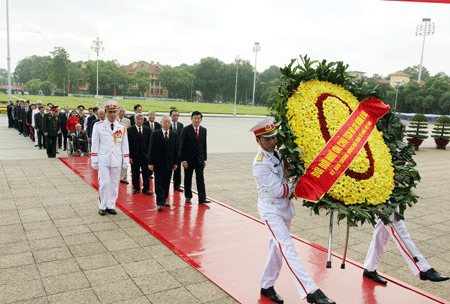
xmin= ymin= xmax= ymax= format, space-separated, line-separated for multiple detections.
xmin=91 ymin=100 xmax=129 ymax=215
xmin=363 ymin=209 xmax=449 ymax=284
xmin=250 ymin=117 xmax=335 ymax=304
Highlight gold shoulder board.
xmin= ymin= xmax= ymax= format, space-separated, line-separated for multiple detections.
xmin=257 ymin=152 xmax=264 ymax=162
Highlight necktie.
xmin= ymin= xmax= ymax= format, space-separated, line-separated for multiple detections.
xmin=110 ymin=123 xmax=114 ymax=131
xmin=195 ymin=128 xmax=198 ymax=139
xmin=139 ymin=127 xmax=142 ymax=137
xmin=165 ymin=131 xmax=168 ymax=144
xmin=151 ymin=123 xmax=154 ymax=131
xmin=174 ymin=123 xmax=177 ymax=131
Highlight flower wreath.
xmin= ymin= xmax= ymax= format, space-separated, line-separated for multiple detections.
xmin=269 ymin=55 xmax=420 ymax=227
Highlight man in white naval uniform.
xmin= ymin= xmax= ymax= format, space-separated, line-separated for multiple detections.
xmin=91 ymin=100 xmax=129 ymax=216
xmin=363 ymin=211 xmax=449 ymax=284
xmin=250 ymin=117 xmax=335 ymax=304
xmin=116 ymin=106 xmax=131 ymax=184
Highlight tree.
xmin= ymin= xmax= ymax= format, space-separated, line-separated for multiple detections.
xmin=40 ymin=81 xmax=53 ymax=96
xmin=24 ymin=78 xmax=42 ymax=94
xmin=193 ymin=57 xmax=226 ymax=102
xmin=439 ymin=91 xmax=450 ymax=114
xmin=49 ymin=47 xmax=70 ymax=89
xmin=14 ymin=55 xmax=51 ymax=85
xmin=84 ymin=60 xmax=129 ymax=95
xmin=131 ymin=68 xmax=151 ymax=96
xmin=158 ymin=67 xmax=195 ymax=99
xmin=403 ymin=65 xmax=430 ymax=82
xmin=67 ymin=61 xmax=86 ymax=94
xmin=259 ymin=65 xmax=281 ymax=83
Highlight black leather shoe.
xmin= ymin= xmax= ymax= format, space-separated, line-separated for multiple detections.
xmin=306 ymin=289 xmax=335 ymax=304
xmin=363 ymin=269 xmax=387 ymax=285
xmin=106 ymin=208 xmax=117 ymax=215
xmin=199 ymin=200 xmax=210 ymax=205
xmin=143 ymin=190 xmax=153 ymax=195
xmin=162 ymin=202 xmax=170 ymax=207
xmin=99 ymin=209 xmax=106 ymax=216
xmin=132 ymin=189 xmax=140 ymax=194
xmin=261 ymin=286 xmax=283 ymax=303
xmin=174 ymin=187 xmax=183 ymax=192
xmin=120 ymin=180 xmax=129 ymax=184
xmin=157 ymin=205 xmax=163 ymax=211
xmin=149 ymin=176 xmax=153 ymax=179
xmin=420 ymin=268 xmax=449 ymax=282
xmin=186 ymin=197 xmax=191 ymax=203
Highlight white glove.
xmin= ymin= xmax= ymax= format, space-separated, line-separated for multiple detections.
xmin=92 ymin=162 xmax=98 ymax=170
xmin=122 ymin=164 xmax=128 ymax=170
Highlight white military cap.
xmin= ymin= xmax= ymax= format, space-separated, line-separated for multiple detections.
xmin=102 ymin=100 xmax=119 ymax=111
xmin=249 ymin=117 xmax=278 ymax=138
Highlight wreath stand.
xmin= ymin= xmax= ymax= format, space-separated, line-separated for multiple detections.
xmin=325 ymin=212 xmax=419 ymax=269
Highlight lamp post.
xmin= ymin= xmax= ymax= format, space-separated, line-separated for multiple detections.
xmin=394 ymin=80 xmax=402 ymax=111
xmin=251 ymin=42 xmax=261 ymax=106
xmin=6 ymin=0 xmax=11 ymax=103
xmin=91 ymin=37 xmax=105 ymax=107
xmin=415 ymin=18 xmax=435 ymax=85
xmin=233 ymin=56 xmax=242 ymax=116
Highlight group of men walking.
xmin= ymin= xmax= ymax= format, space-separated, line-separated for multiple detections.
xmin=91 ymin=101 xmax=209 ymax=214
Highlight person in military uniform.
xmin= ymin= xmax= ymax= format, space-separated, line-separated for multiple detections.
xmin=42 ymin=106 xmax=62 ymax=158
xmin=250 ymin=117 xmax=335 ymax=304
xmin=91 ymin=100 xmax=129 ymax=216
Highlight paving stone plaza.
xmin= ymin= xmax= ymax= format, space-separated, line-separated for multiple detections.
xmin=0 ymin=114 xmax=449 ymax=303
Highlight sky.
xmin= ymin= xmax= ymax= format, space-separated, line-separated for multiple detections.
xmin=1 ymin=0 xmax=450 ymax=78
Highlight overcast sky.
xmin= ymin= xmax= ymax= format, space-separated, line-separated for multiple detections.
xmin=1 ymin=0 xmax=450 ymax=78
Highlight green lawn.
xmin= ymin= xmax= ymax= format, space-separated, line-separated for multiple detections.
xmin=2 ymin=93 xmax=270 ymax=115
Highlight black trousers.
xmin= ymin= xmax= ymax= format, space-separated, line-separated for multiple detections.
xmin=18 ymin=120 xmax=23 ymax=134
xmin=173 ymin=162 xmax=181 ymax=187
xmin=22 ymin=122 xmax=29 ymax=136
xmin=37 ymin=130 xmax=44 ymax=148
xmin=73 ymin=139 xmax=88 ymax=153
xmin=184 ymin=163 xmax=206 ymax=202
xmin=46 ymin=135 xmax=57 ymax=158
xmin=154 ymin=168 xmax=173 ymax=206
xmin=131 ymin=158 xmax=150 ymax=191
xmin=7 ymin=115 xmax=14 ymax=128
xmin=60 ymin=131 xmax=68 ymax=149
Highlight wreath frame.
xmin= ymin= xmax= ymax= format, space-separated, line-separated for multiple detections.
xmin=269 ymin=55 xmax=420 ymax=227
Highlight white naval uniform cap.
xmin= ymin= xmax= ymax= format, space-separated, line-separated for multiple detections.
xmin=102 ymin=100 xmax=119 ymax=112
xmin=249 ymin=116 xmax=278 ymax=138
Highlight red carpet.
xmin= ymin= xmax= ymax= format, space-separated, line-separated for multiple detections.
xmin=60 ymin=157 xmax=449 ymax=304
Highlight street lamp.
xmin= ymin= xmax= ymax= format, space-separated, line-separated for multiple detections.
xmin=252 ymin=42 xmax=261 ymax=106
xmin=233 ymin=56 xmax=242 ymax=116
xmin=415 ymin=18 xmax=435 ymax=85
xmin=91 ymin=37 xmax=105 ymax=107
xmin=6 ymin=0 xmax=11 ymax=103
xmin=394 ymin=80 xmax=403 ymax=111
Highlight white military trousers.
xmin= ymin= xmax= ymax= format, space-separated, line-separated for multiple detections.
xmin=98 ymin=166 xmax=121 ymax=210
xmin=260 ymin=212 xmax=318 ymax=299
xmin=364 ymin=214 xmax=430 ymax=276
xmin=120 ymin=167 xmax=128 ymax=182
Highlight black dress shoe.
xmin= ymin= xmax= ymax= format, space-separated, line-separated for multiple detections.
xmin=185 ymin=197 xmax=192 ymax=203
xmin=306 ymin=289 xmax=335 ymax=304
xmin=99 ymin=209 xmax=106 ymax=216
xmin=261 ymin=286 xmax=283 ymax=303
xmin=106 ymin=208 xmax=117 ymax=215
xmin=149 ymin=176 xmax=153 ymax=179
xmin=199 ymin=200 xmax=210 ymax=205
xmin=162 ymin=202 xmax=170 ymax=207
xmin=143 ymin=190 xmax=153 ymax=195
xmin=132 ymin=189 xmax=140 ymax=194
xmin=157 ymin=205 xmax=163 ymax=211
xmin=363 ymin=269 xmax=387 ymax=285
xmin=420 ymin=268 xmax=450 ymax=282
xmin=120 ymin=180 xmax=129 ymax=184
xmin=174 ymin=187 xmax=183 ymax=192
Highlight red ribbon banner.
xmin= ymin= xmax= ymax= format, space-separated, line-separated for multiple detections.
xmin=294 ymin=97 xmax=390 ymax=202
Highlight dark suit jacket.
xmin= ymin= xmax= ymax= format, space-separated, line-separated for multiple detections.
xmin=143 ymin=120 xmax=161 ymax=131
xmin=69 ymin=130 xmax=87 ymax=142
xmin=27 ymin=108 xmax=34 ymax=125
xmin=129 ymin=115 xmax=148 ymax=126
xmin=149 ymin=129 xmax=179 ymax=171
xmin=34 ymin=112 xmax=44 ymax=131
xmin=87 ymin=115 xmax=99 ymax=138
xmin=20 ymin=107 xmax=28 ymax=122
xmin=59 ymin=112 xmax=69 ymax=133
xmin=127 ymin=125 xmax=151 ymax=162
xmin=170 ymin=122 xmax=184 ymax=139
xmin=77 ymin=114 xmax=87 ymax=130
xmin=180 ymin=124 xmax=207 ymax=165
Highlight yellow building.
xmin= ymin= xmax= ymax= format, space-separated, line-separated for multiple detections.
xmin=389 ymin=71 xmax=411 ymax=87
xmin=122 ymin=61 xmax=168 ymax=98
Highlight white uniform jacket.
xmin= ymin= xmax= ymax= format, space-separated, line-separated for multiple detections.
xmin=253 ymin=147 xmax=295 ymax=220
xmin=91 ymin=120 xmax=129 ymax=168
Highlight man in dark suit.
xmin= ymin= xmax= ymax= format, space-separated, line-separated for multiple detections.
xmin=169 ymin=109 xmax=184 ymax=192
xmin=127 ymin=114 xmax=153 ymax=195
xmin=86 ymin=107 xmax=99 ymax=139
xmin=148 ymin=116 xmax=179 ymax=211
xmin=34 ymin=106 xmax=46 ymax=149
xmin=144 ymin=110 xmax=161 ymax=131
xmin=76 ymin=105 xmax=87 ymax=130
xmin=180 ymin=111 xmax=209 ymax=205
xmin=58 ymin=106 xmax=70 ymax=150
xmin=21 ymin=101 xmax=30 ymax=137
xmin=69 ymin=123 xmax=88 ymax=153
xmin=7 ymin=101 xmax=14 ymax=128
xmin=129 ymin=104 xmax=147 ymax=126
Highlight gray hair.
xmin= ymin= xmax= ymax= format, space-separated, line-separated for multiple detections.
xmin=148 ymin=110 xmax=156 ymax=116
xmin=135 ymin=113 xmax=144 ymax=119
xmin=118 ymin=107 xmax=126 ymax=113
xmin=160 ymin=116 xmax=171 ymax=124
